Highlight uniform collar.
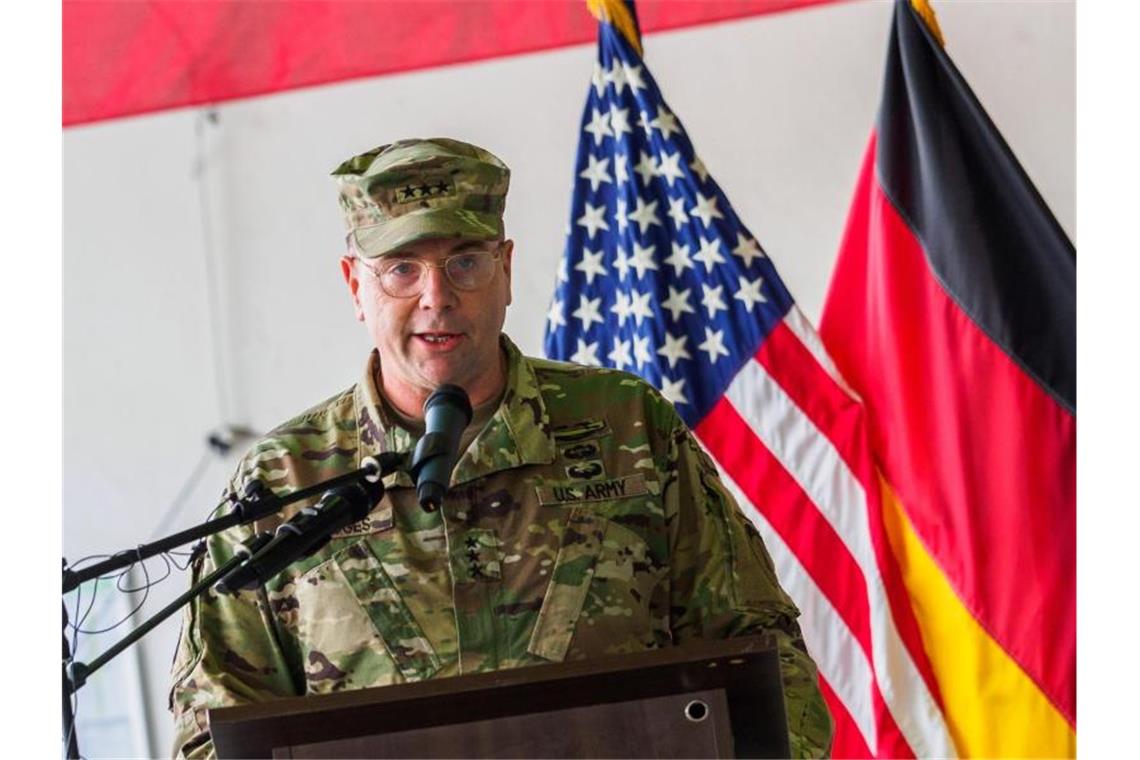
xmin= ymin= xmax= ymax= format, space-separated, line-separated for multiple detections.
xmin=353 ymin=335 xmax=557 ymax=490
xmin=353 ymin=351 xmax=416 ymax=488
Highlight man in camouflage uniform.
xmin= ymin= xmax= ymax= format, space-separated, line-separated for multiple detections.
xmin=169 ymin=138 xmax=833 ymax=757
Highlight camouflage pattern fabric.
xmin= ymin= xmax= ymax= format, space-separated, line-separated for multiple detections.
xmin=169 ymin=336 xmax=833 ymax=758
xmin=331 ymin=137 xmax=510 ymax=259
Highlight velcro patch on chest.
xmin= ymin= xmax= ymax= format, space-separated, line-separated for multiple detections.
xmin=565 ymin=459 xmax=605 ymax=480
xmin=536 ymin=474 xmax=649 ymax=506
xmin=560 ymin=441 xmax=600 ymax=461
xmin=330 ymin=505 xmax=394 ymax=539
xmin=550 ymin=418 xmax=610 ymax=443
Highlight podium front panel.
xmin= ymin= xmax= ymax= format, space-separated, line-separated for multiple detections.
xmin=281 ymin=688 xmax=733 ymax=759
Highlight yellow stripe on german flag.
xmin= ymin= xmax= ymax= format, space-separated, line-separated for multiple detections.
xmin=879 ymin=477 xmax=1075 ymax=756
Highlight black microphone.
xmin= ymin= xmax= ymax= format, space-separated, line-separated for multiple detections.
xmin=410 ymin=384 xmax=473 ymax=511
xmin=214 ymin=479 xmax=381 ymax=594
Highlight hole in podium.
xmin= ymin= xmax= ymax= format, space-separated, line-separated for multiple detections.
xmin=684 ymin=699 xmax=709 ymax=723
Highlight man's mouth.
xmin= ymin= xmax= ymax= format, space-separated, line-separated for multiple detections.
xmin=415 ymin=332 xmax=463 ymax=347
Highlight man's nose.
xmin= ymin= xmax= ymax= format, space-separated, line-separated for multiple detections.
xmin=418 ymin=265 xmax=458 ymax=310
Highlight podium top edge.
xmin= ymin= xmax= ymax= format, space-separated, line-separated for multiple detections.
xmin=209 ymin=633 xmax=779 ymax=726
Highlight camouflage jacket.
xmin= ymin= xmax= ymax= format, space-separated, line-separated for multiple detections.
xmin=169 ymin=337 xmax=832 ymax=757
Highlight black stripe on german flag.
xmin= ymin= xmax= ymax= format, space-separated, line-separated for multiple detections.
xmin=876 ymin=0 xmax=1075 ymax=412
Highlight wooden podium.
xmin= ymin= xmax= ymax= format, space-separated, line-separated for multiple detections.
xmin=209 ymin=635 xmax=789 ymax=758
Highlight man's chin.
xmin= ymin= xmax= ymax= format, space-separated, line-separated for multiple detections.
xmin=413 ymin=358 xmax=468 ymax=392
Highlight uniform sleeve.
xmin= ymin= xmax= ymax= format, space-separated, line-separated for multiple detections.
xmin=662 ymin=420 xmax=834 ymax=758
xmin=168 ymin=491 xmax=302 ymax=759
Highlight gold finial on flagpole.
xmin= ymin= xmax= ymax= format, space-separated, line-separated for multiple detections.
xmin=586 ymin=0 xmax=644 ymax=57
xmin=909 ymin=0 xmax=946 ymax=47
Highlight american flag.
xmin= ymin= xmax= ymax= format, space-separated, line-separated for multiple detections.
xmin=543 ymin=5 xmax=957 ymax=757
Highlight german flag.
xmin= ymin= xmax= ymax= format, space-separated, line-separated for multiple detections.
xmin=819 ymin=1 xmax=1076 ymax=756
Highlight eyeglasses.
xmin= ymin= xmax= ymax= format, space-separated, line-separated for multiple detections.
xmin=355 ymin=245 xmax=505 ymax=298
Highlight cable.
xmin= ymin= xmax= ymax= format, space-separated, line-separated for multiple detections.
xmin=69 ymin=581 xmax=85 ymax=660
xmin=72 ymin=558 xmax=161 ymax=636
xmin=68 ymin=553 xmax=114 ymax=569
xmin=115 ymin=553 xmax=165 ymax=591
xmin=166 ymin=548 xmax=198 ymax=572
xmin=74 ymin=578 xmax=99 ymax=640
xmin=64 ymin=442 xmax=243 ymax=640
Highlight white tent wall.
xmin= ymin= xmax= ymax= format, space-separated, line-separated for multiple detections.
xmin=63 ymin=2 xmax=1074 ymax=755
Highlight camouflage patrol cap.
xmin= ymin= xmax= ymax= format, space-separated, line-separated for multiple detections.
xmin=331 ymin=138 xmax=511 ymax=258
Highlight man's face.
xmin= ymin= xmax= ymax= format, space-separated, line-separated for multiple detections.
xmin=341 ymin=237 xmax=514 ymax=415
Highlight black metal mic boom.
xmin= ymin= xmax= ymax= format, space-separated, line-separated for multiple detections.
xmin=214 ymin=479 xmax=381 ymax=594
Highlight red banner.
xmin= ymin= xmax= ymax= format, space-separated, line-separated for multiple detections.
xmin=63 ymin=0 xmax=841 ymax=126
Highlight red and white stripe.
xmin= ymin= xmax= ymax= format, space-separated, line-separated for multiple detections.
xmin=695 ymin=307 xmax=957 ymax=758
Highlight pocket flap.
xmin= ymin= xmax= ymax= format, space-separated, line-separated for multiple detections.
xmin=333 ymin=541 xmax=442 ymax=682
xmin=526 ymin=508 xmax=606 ymax=662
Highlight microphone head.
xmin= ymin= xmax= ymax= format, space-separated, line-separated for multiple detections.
xmin=423 ymin=383 xmax=473 ymax=424
xmin=414 ymin=384 xmax=473 ymax=511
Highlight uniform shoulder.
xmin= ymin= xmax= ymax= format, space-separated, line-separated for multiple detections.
xmin=528 ymin=355 xmax=647 ymax=392
xmin=525 ymin=355 xmax=682 ymax=429
xmin=230 ymin=386 xmax=358 ymax=486
xmin=264 ymin=385 xmax=356 ymax=439
xmin=204 ymin=385 xmax=360 ymax=535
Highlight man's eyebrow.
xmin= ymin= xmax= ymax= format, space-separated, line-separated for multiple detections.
xmin=451 ymin=240 xmax=493 ymax=252
xmin=387 ymin=240 xmax=492 ymax=258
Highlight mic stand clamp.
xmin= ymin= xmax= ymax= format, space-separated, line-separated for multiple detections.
xmin=212 ymin=476 xmax=384 ymax=595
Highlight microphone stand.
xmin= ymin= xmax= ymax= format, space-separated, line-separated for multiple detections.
xmin=60 ymin=451 xmax=408 ymax=756
xmin=63 ymin=597 xmax=79 ymax=760
xmin=64 ymin=533 xmax=273 ymax=694
xmin=62 ymin=452 xmax=406 ymax=594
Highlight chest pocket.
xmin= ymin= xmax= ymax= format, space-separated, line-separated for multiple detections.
xmin=527 ymin=506 xmax=668 ymax=662
xmin=295 ymin=538 xmax=442 ymax=690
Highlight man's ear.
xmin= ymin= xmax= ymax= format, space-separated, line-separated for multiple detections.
xmin=500 ymin=240 xmax=514 ymax=307
xmin=340 ymin=255 xmax=365 ymax=322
